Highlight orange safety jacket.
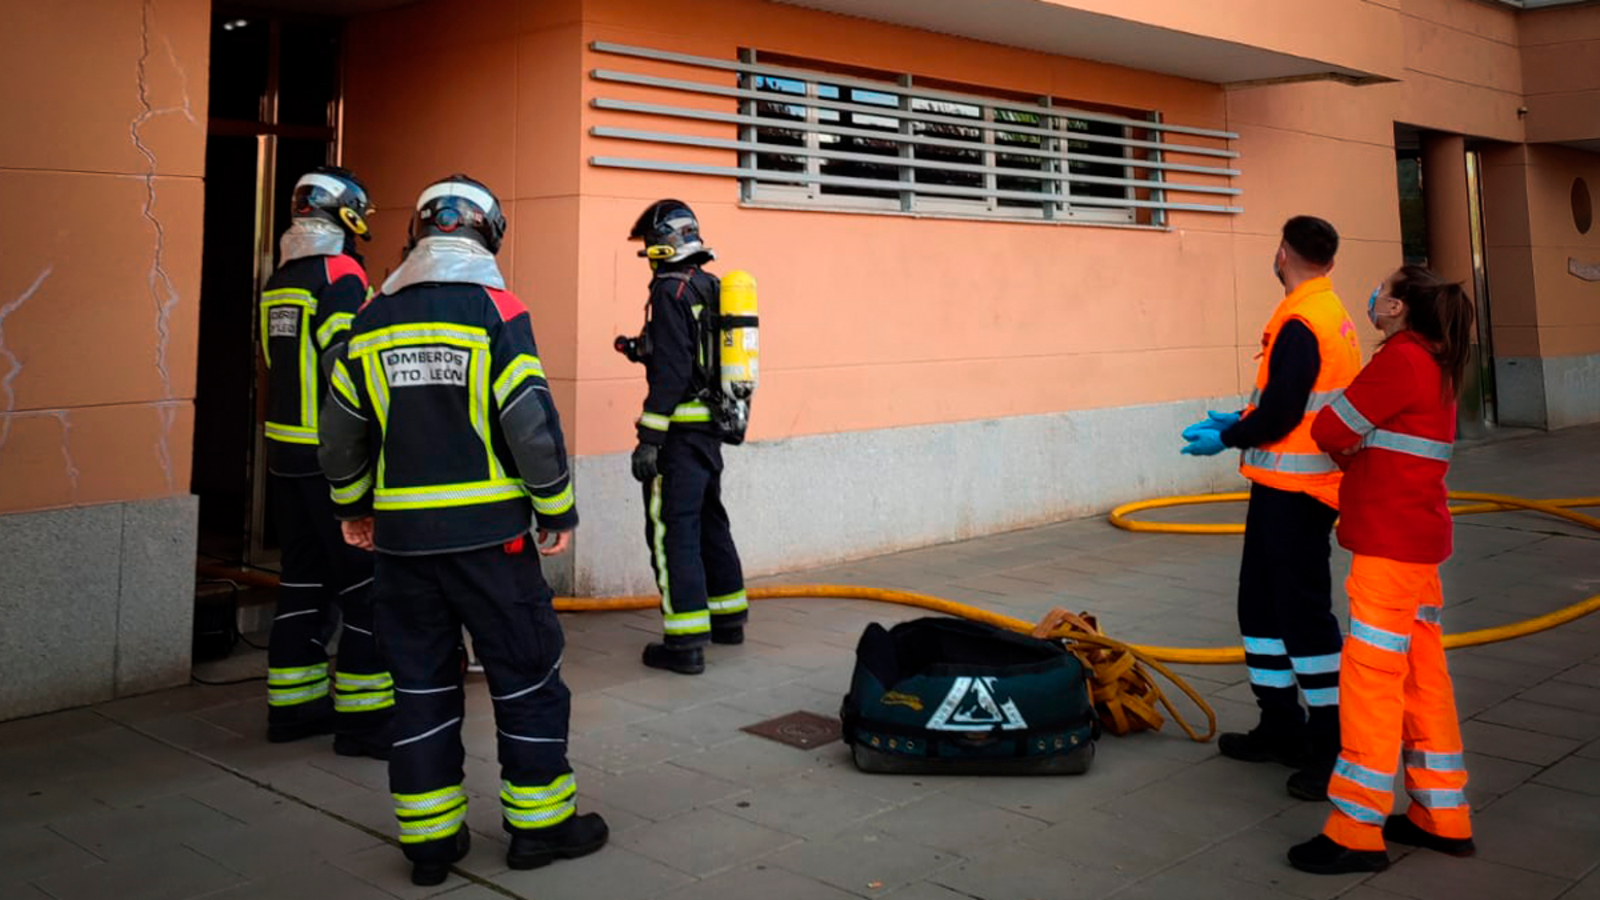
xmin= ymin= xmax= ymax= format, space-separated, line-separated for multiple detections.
xmin=1238 ymin=276 xmax=1362 ymax=509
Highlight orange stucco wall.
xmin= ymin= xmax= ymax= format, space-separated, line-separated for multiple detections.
xmin=1483 ymin=144 xmax=1600 ymax=360
xmin=568 ymin=0 xmax=1427 ymax=456
xmin=341 ymin=0 xmax=1600 ymax=462
xmin=344 ymin=0 xmax=586 ymax=434
xmin=1520 ymin=5 xmax=1600 ymax=145
xmin=0 ymin=0 xmax=209 ymax=515
xmin=1396 ymin=0 xmax=1526 ymax=142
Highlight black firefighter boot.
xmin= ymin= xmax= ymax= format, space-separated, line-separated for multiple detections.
xmin=642 ymin=642 xmax=705 ymax=675
xmin=507 ymin=812 xmax=610 ymax=869
xmin=1217 ymin=725 xmax=1309 ymax=769
xmin=410 ymin=827 xmax=471 ymax=887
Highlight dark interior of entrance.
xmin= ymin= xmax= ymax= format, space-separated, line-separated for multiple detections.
xmin=192 ymin=6 xmax=343 ymax=568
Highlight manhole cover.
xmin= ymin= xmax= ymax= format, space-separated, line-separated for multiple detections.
xmin=742 ymin=710 xmax=842 ymax=749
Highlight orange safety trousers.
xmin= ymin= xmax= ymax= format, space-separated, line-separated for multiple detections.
xmin=1323 ymin=555 xmax=1472 ymax=851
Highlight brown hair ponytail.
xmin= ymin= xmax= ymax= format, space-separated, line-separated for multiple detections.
xmin=1390 ymin=265 xmax=1477 ymax=401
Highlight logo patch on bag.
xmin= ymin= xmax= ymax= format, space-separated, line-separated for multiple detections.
xmin=880 ymin=692 xmax=924 ymax=712
xmin=925 ymin=676 xmax=1029 ymax=732
xmin=381 ymin=346 xmax=469 ymax=388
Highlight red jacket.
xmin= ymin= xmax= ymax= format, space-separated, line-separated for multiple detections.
xmin=1311 ymin=331 xmax=1456 ymax=564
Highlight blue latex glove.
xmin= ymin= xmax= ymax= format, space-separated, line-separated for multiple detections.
xmin=1183 ymin=410 xmax=1242 ymax=441
xmin=1181 ymin=428 xmax=1227 ymax=457
xmin=1206 ymin=409 xmax=1242 ymax=430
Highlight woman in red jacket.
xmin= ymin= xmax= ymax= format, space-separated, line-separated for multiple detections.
xmin=1289 ymin=265 xmax=1478 ymax=875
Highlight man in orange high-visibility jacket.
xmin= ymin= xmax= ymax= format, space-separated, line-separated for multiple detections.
xmin=1181 ymin=216 xmax=1361 ymax=801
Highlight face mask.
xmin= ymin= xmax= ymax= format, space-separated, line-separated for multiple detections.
xmin=1367 ymin=286 xmax=1383 ymax=328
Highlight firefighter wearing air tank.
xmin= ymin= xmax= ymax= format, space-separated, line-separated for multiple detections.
xmin=258 ymin=166 xmax=393 ymax=757
xmin=620 ymin=199 xmax=756 ymax=676
xmin=319 ymin=175 xmax=606 ymax=887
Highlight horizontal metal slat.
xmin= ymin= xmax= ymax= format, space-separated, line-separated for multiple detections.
xmin=589 ymin=126 xmax=1241 ymax=196
xmin=590 ymin=40 xmax=1239 ymax=141
xmin=592 ymin=69 xmax=1237 ymax=160
xmin=590 ymin=99 xmax=1241 ymax=176
xmin=590 ymin=156 xmax=1244 ymax=214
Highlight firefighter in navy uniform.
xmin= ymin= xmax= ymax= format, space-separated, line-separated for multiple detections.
xmin=318 ymin=175 xmax=607 ymax=887
xmin=259 ymin=166 xmax=393 ymax=756
xmin=622 ymin=200 xmax=748 ymax=676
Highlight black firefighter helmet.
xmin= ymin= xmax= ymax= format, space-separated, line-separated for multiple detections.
xmin=628 ymin=199 xmax=712 ymax=263
xmin=291 ymin=165 xmax=373 ymax=241
xmin=409 ymin=174 xmax=508 ymax=255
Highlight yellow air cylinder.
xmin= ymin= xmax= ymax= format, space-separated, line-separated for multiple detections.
xmin=719 ymin=270 xmax=759 ymax=400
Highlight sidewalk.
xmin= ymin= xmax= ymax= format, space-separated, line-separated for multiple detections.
xmin=4 ymin=425 xmax=1599 ymax=900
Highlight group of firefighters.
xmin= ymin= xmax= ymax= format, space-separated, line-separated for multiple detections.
xmin=260 ymin=168 xmax=742 ymax=885
xmin=259 ymin=165 xmax=1479 ymax=883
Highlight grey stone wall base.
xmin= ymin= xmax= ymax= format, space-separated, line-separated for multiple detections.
xmin=0 ymin=496 xmax=198 ymax=722
xmin=569 ymin=398 xmax=1248 ymax=597
xmin=1495 ymin=354 xmax=1600 ymax=430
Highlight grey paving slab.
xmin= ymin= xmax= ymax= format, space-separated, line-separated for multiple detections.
xmin=492 ymin=843 xmax=699 ymax=900
xmin=0 ymin=824 xmax=103 ymax=889
xmin=1533 ymin=757 xmax=1600 ymax=796
xmin=602 ymin=672 xmax=747 ymax=713
xmin=766 ymin=828 xmax=961 ymax=897
xmin=1581 ymin=738 xmax=1600 ymax=761
xmin=1095 ymin=756 xmax=1299 ymax=838
xmin=1467 ymin=801 xmax=1600 ymax=880
xmin=179 ymin=779 xmax=298 ymax=825
xmin=670 ymin=735 xmax=821 ymax=787
xmin=1518 ymin=679 xmax=1600 ymax=715
xmin=924 ymin=843 xmax=1128 ymax=900
xmin=859 ymin=791 xmax=1051 ymax=855
xmin=1459 ymin=751 xmax=1543 ymax=802
xmin=196 ymin=860 xmax=399 ymax=900
xmin=942 ymin=755 xmax=1190 ymax=822
xmin=1475 ymin=698 xmax=1600 ymax=741
xmin=1460 ymin=720 xmax=1583 ymax=766
xmin=569 ymin=690 xmax=666 ymax=733
xmin=654 ymin=862 xmax=865 ymax=900
xmin=1017 ymin=807 xmax=1208 ymax=880
xmin=1565 ymin=870 xmax=1600 ymax=900
xmin=610 ymin=806 xmax=799 ymax=877
xmin=630 ymin=700 xmax=773 ymax=749
xmin=1364 ymin=851 xmax=1573 ymax=900
xmin=46 ymin=793 xmax=243 ymax=862
xmin=1184 ymin=824 xmax=1378 ymax=900
xmin=568 ymin=724 xmax=700 ymax=775
xmin=781 ymin=766 xmax=958 ymax=807
xmin=1556 ymin=664 xmax=1600 ymax=689
xmin=1114 ymin=864 xmax=1339 ymax=900
xmin=30 ymin=845 xmax=245 ymax=900
xmin=877 ymin=882 xmax=990 ymax=900
xmin=182 ymin=802 xmax=385 ymax=881
xmin=328 ymin=842 xmax=475 ymax=900
xmin=580 ymin=761 xmax=747 ymax=822
xmin=713 ymin=772 xmax=895 ymax=838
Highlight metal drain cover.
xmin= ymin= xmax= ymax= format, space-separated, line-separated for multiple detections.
xmin=742 ymin=710 xmax=843 ymax=749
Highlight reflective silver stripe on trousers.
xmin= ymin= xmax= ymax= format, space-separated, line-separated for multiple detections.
xmin=1241 ymin=448 xmax=1339 ymax=475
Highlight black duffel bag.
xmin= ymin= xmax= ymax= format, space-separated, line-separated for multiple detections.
xmin=839 ymin=616 xmax=1098 ymax=775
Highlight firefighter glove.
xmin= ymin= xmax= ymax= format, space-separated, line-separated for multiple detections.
xmin=631 ymin=442 xmax=660 ymax=482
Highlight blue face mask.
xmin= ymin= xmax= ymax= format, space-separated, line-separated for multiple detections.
xmin=1367 ymin=286 xmax=1383 ymax=328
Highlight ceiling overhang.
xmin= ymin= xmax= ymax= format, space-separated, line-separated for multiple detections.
xmin=771 ymin=0 xmax=1394 ymax=86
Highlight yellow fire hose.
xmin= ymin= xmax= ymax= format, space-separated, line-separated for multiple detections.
xmin=196 ymin=492 xmax=1600 ymax=745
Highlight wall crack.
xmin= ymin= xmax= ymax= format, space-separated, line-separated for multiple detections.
xmin=0 ymin=266 xmax=55 ymax=454
xmin=132 ymin=0 xmax=194 ymax=491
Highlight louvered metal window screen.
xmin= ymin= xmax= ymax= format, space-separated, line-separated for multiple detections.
xmin=589 ymin=43 xmax=1242 ymax=226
